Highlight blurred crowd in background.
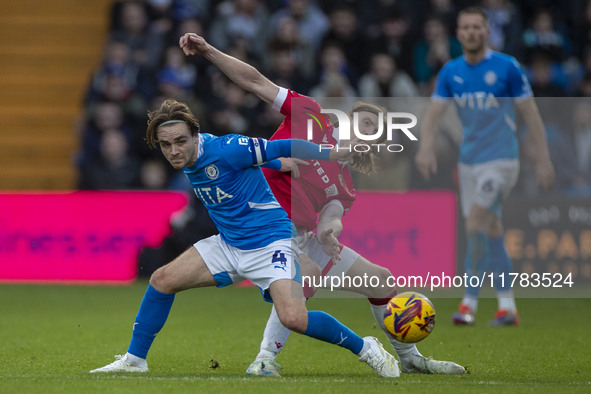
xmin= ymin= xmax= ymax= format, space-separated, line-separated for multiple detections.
xmin=75 ymin=0 xmax=591 ymax=200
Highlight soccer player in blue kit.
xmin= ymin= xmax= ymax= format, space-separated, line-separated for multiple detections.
xmin=90 ymin=99 xmax=400 ymax=377
xmin=415 ymin=7 xmax=555 ymax=326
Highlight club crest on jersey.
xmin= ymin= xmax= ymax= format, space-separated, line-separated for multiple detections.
xmin=325 ymin=184 xmax=338 ymax=198
xmin=484 ymin=70 xmax=497 ymax=86
xmin=205 ymin=164 xmax=219 ymax=180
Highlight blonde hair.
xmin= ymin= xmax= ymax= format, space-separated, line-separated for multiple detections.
xmin=346 ymin=101 xmax=387 ymax=174
xmin=146 ymin=99 xmax=200 ymax=148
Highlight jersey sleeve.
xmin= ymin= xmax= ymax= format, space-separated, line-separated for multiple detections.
xmin=222 ymin=135 xmax=330 ymax=170
xmin=507 ymin=58 xmax=533 ymax=101
xmin=272 ymin=87 xmax=326 ymax=141
xmin=273 ymin=88 xmax=321 ymax=116
xmin=221 ymin=135 xmax=272 ymax=169
xmin=432 ymin=63 xmax=452 ymax=102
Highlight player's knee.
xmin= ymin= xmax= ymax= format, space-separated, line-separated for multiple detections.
xmin=277 ymin=307 xmax=307 ymax=333
xmin=371 ymin=266 xmax=395 ymax=297
xmin=149 ymin=266 xmax=174 ymax=293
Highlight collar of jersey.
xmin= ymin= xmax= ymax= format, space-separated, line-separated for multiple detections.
xmin=463 ymin=48 xmax=494 ymax=66
xmin=184 ymin=133 xmax=204 ymax=172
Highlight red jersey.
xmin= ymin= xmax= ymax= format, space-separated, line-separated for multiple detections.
xmin=262 ymin=88 xmax=356 ymax=231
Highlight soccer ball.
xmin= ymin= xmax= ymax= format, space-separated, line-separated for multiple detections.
xmin=383 ymin=291 xmax=436 ymax=343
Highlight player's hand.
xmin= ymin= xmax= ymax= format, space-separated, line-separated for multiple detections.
xmin=179 ymin=33 xmax=211 ymax=56
xmin=328 ymin=147 xmax=356 ymax=162
xmin=536 ymin=157 xmax=555 ymax=190
xmin=318 ymin=228 xmax=341 ymax=261
xmin=415 ymin=146 xmax=438 ymax=180
xmin=278 ymin=158 xmax=309 ymax=179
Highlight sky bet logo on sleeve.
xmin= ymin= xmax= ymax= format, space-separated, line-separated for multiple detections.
xmin=304 ymin=107 xmax=418 ymax=153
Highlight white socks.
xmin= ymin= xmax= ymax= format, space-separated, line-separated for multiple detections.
xmin=497 ymin=290 xmax=517 ymax=312
xmin=461 ymin=295 xmax=478 ymax=312
xmin=462 ymin=292 xmax=517 ymax=312
xmin=255 ymin=305 xmax=291 ymax=360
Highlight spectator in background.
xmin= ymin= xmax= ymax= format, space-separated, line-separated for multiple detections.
xmin=265 ymin=42 xmax=311 ymax=94
xmin=139 ymin=157 xmax=171 ymax=190
xmin=145 ymin=0 xmax=175 ymax=40
xmin=86 ymin=40 xmax=139 ymax=102
xmin=522 ymin=8 xmax=572 ymax=62
xmin=265 ymin=15 xmax=315 ymax=81
xmin=576 ymin=0 xmax=591 ymax=59
xmin=367 ymin=9 xmax=415 ymax=76
xmin=86 ymin=66 xmax=148 ymax=131
xmin=309 ymin=71 xmax=357 ymax=98
xmin=153 ymin=68 xmax=208 ymax=132
xmin=480 ymin=0 xmax=522 ymax=58
xmin=109 ymin=0 xmax=167 ymax=71
xmin=208 ymin=0 xmax=270 ymax=62
xmin=77 ymin=101 xmax=138 ymax=170
xmin=158 ymin=46 xmax=198 ymax=93
xmin=270 ymin=0 xmax=329 ymax=51
xmin=575 ymin=71 xmax=591 ymax=96
xmin=357 ymin=0 xmax=417 ymax=38
xmin=320 ymin=6 xmax=368 ymax=79
xmin=170 ymin=0 xmax=211 ymax=21
xmin=358 ymin=52 xmax=419 ymax=97
xmin=413 ymin=14 xmax=462 ymax=94
xmin=79 ymin=128 xmax=141 ymax=190
xmin=309 ymin=43 xmax=357 ymax=98
xmin=528 ymin=50 xmax=567 ymax=97
xmin=428 ymin=0 xmax=458 ymax=30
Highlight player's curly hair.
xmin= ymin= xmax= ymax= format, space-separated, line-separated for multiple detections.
xmin=146 ymin=99 xmax=201 ymax=148
xmin=346 ymin=101 xmax=388 ymax=175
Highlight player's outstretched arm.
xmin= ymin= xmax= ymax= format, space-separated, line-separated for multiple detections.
xmin=317 ymin=203 xmax=345 ymax=261
xmin=415 ymin=101 xmax=447 ymax=180
xmin=179 ymin=33 xmax=279 ymax=104
xmin=515 ymin=98 xmax=556 ymax=189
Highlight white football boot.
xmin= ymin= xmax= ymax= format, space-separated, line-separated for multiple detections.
xmin=400 ymin=353 xmax=465 ymax=374
xmin=245 ymin=358 xmax=283 ymax=377
xmin=358 ymin=337 xmax=400 ymax=378
xmin=90 ymin=353 xmax=148 ymax=373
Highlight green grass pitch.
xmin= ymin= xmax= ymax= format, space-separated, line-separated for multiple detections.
xmin=1 ymin=281 xmax=589 ymax=393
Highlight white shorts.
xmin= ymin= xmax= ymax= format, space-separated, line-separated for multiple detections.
xmin=293 ymin=230 xmax=360 ymax=278
xmin=193 ymin=235 xmax=300 ymax=302
xmin=458 ymin=159 xmax=519 ymax=218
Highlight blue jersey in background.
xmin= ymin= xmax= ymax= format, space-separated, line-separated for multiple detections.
xmin=433 ymin=49 xmax=532 ymax=164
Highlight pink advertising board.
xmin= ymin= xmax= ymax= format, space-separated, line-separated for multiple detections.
xmin=0 ymin=191 xmax=189 ymax=284
xmin=339 ymin=191 xmax=457 ymax=278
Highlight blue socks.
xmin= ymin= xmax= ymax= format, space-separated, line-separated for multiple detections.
xmin=489 ymin=236 xmax=512 ymax=291
xmin=304 ymin=311 xmax=364 ymax=355
xmin=465 ymin=232 xmax=490 ymax=298
xmin=127 ymin=284 xmax=175 ymax=359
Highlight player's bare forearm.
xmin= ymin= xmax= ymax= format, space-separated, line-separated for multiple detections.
xmin=415 ymin=101 xmax=446 ymax=179
xmin=516 ymin=98 xmax=555 ymax=188
xmin=418 ymin=101 xmax=447 ymax=149
xmin=318 ymin=204 xmax=344 ymax=239
xmin=207 ymin=48 xmax=278 ymax=104
xmin=516 ymin=98 xmax=551 ymax=161
xmin=180 ymin=33 xmax=278 ymax=104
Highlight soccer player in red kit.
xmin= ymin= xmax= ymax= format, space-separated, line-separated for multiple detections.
xmin=180 ymin=32 xmax=465 ymax=377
